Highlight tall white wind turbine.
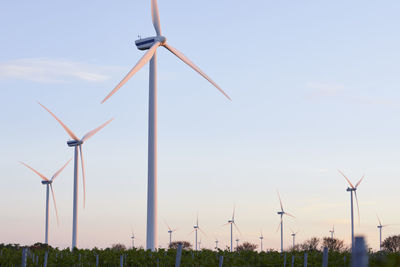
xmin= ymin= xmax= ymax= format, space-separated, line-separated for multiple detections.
xmin=338 ymin=170 xmax=364 ymax=249
xmin=19 ymin=159 xmax=71 ymax=244
xmin=39 ymin=103 xmax=113 ymax=249
xmin=190 ymin=215 xmax=206 ymax=251
xmin=329 ymin=225 xmax=335 ymax=239
xmin=131 ymin=227 xmax=136 ymax=248
xmin=277 ymin=191 xmax=295 ymax=253
xmin=101 ymin=0 xmax=230 ymax=251
xmin=165 ymin=222 xmax=177 ymax=247
xmin=259 ymin=232 xmax=264 ymax=252
xmin=225 ymin=207 xmax=241 ymax=252
xmin=376 ymin=216 xmax=396 ymax=251
xmin=290 ymin=228 xmax=298 ymax=249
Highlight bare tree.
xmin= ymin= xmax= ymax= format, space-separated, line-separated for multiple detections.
xmin=300 ymin=237 xmax=320 ymax=251
xmin=236 ymin=242 xmax=257 ymax=252
xmin=169 ymin=241 xmax=192 ymax=250
xmin=382 ymin=235 xmax=400 ymax=252
xmin=322 ymin=237 xmax=346 ymax=252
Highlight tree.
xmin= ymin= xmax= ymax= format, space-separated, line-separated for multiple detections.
xmin=111 ymin=243 xmax=126 ymax=251
xmin=236 ymin=242 xmax=257 ymax=252
xmin=300 ymin=237 xmax=320 ymax=251
xmin=321 ymin=237 xmax=346 ymax=252
xmin=169 ymin=241 xmax=192 ymax=250
xmin=382 ymin=235 xmax=400 ymax=252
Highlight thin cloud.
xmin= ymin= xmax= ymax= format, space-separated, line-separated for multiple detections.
xmin=0 ymin=58 xmax=119 ymax=83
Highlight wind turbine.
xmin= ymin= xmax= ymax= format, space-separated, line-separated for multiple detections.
xmin=277 ymin=191 xmax=295 ymax=253
xmin=259 ymin=232 xmax=264 ymax=252
xmin=290 ymin=228 xmax=298 ymax=249
xmin=235 ymin=237 xmax=240 ymax=250
xmin=215 ymin=238 xmax=219 ymax=250
xmin=225 ymin=207 xmax=240 ymax=252
xmin=165 ymin=222 xmax=177 ymax=247
xmin=376 ymin=215 xmax=395 ymax=251
xmin=190 ymin=215 xmax=206 ymax=251
xmin=338 ymin=170 xmax=364 ymax=249
xmin=39 ymin=102 xmax=113 ymax=249
xmin=329 ymin=225 xmax=335 ymax=239
xmin=19 ymin=159 xmax=71 ymax=244
xmin=101 ymin=0 xmax=230 ymax=251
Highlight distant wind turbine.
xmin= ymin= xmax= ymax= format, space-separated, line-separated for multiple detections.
xmin=101 ymin=0 xmax=230 ymax=251
xmin=338 ymin=170 xmax=364 ymax=249
xmin=376 ymin=215 xmax=396 ymax=251
xmin=259 ymin=232 xmax=264 ymax=252
xmin=235 ymin=238 xmax=240 ymax=250
xmin=277 ymin=191 xmax=295 ymax=253
xmin=39 ymin=102 xmax=113 ymax=249
xmin=290 ymin=228 xmax=298 ymax=249
xmin=329 ymin=225 xmax=335 ymax=239
xmin=225 ymin=207 xmax=241 ymax=252
xmin=215 ymin=238 xmax=219 ymax=250
xmin=165 ymin=221 xmax=177 ymax=247
xmin=190 ymin=215 xmax=206 ymax=251
xmin=19 ymin=159 xmax=71 ymax=244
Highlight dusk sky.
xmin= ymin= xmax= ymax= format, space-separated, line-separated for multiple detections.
xmin=1 ymin=0 xmax=400 ymax=251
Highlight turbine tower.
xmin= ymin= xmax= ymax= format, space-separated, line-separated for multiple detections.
xmin=338 ymin=170 xmax=364 ymax=249
xmin=225 ymin=207 xmax=240 ymax=252
xmin=215 ymin=239 xmax=219 ymax=250
xmin=277 ymin=191 xmax=295 ymax=253
xmin=235 ymin=238 xmax=240 ymax=250
xmin=19 ymin=159 xmax=71 ymax=244
xmin=39 ymin=103 xmax=113 ymax=249
xmin=290 ymin=228 xmax=298 ymax=249
xmin=190 ymin=215 xmax=206 ymax=251
xmin=101 ymin=0 xmax=230 ymax=251
xmin=259 ymin=232 xmax=264 ymax=252
xmin=165 ymin=222 xmax=177 ymax=247
xmin=329 ymin=225 xmax=335 ymax=239
xmin=376 ymin=215 xmax=394 ymax=251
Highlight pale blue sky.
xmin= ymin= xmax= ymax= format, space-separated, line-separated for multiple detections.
xmin=1 ymin=0 xmax=400 ymax=251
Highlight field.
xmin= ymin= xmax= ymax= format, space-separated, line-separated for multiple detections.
xmin=1 ymin=245 xmax=400 ymax=267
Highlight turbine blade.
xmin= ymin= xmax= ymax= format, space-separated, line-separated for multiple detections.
xmin=277 ymin=191 xmax=284 ymax=212
xmin=198 ymin=227 xmax=208 ymax=237
xmin=101 ymin=42 xmax=160 ymax=103
xmin=188 ymin=229 xmax=195 ymax=235
xmin=19 ymin=161 xmax=49 ymax=181
xmin=338 ymin=170 xmax=355 ymax=188
xmin=164 ymin=220 xmax=172 ymax=231
xmin=355 ymin=175 xmax=365 ymax=188
xmin=163 ymin=43 xmax=231 ymax=100
xmin=81 ymin=118 xmax=113 ymax=142
xmin=377 ymin=215 xmax=382 ymax=226
xmin=196 ymin=213 xmax=199 ymax=227
xmin=354 ymin=191 xmax=361 ymax=225
xmin=38 ymin=102 xmax=79 ymax=141
xmin=151 ymin=0 xmax=162 ymax=36
xmin=285 ymin=212 xmax=295 ymax=218
xmin=51 ymin=158 xmax=72 ymax=181
xmin=232 ymin=206 xmax=235 ymax=221
xmin=233 ymin=222 xmax=242 ymax=236
xmin=50 ymin=184 xmax=59 ymax=226
xmin=276 ymin=220 xmax=281 ymax=233
xmin=79 ymin=145 xmax=86 ymax=209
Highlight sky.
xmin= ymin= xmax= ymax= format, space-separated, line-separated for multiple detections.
xmin=1 ymin=0 xmax=400 ymax=251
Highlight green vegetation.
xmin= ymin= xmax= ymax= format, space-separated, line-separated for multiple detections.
xmin=1 ymin=239 xmax=400 ymax=266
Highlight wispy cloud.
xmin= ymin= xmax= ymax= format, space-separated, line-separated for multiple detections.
xmin=0 ymin=58 xmax=119 ymax=83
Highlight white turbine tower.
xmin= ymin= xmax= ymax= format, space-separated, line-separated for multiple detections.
xmin=225 ymin=207 xmax=240 ymax=252
xmin=101 ymin=0 xmax=230 ymax=251
xmin=19 ymin=159 xmax=71 ymax=244
xmin=329 ymin=225 xmax=335 ymax=239
xmin=235 ymin=237 xmax=240 ymax=250
xmin=376 ymin=216 xmax=395 ymax=251
xmin=277 ymin=191 xmax=295 ymax=253
xmin=290 ymin=228 xmax=298 ymax=249
xmin=338 ymin=170 xmax=363 ymax=249
xmin=39 ymin=103 xmax=113 ymax=249
xmin=259 ymin=232 xmax=264 ymax=252
xmin=215 ymin=238 xmax=219 ymax=250
xmin=190 ymin=215 xmax=206 ymax=251
xmin=165 ymin=222 xmax=177 ymax=247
